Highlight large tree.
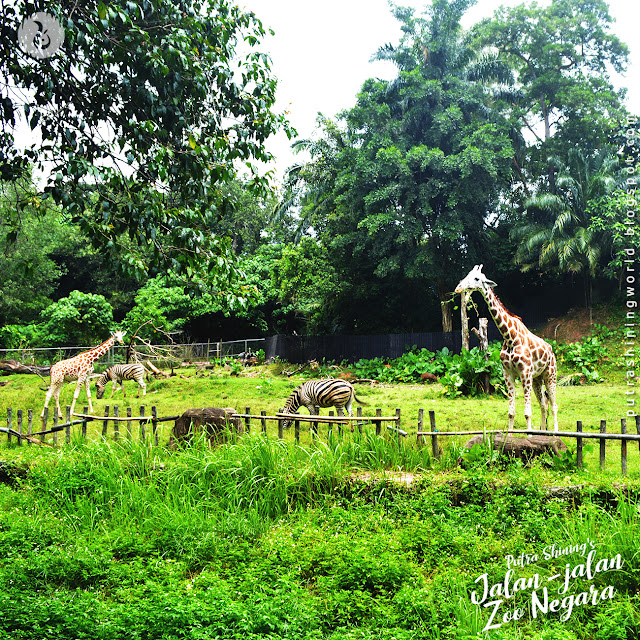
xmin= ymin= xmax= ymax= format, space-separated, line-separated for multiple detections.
xmin=287 ymin=0 xmax=515 ymax=333
xmin=473 ymin=0 xmax=629 ymax=192
xmin=1 ymin=0 xmax=291 ymax=297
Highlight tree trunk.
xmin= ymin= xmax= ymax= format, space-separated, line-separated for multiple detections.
xmin=461 ymin=291 xmax=469 ymax=351
xmin=438 ymin=280 xmax=453 ymax=333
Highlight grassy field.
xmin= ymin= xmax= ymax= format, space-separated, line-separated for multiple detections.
xmin=0 ymin=329 xmax=639 ymax=638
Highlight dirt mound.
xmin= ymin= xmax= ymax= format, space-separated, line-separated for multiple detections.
xmin=536 ymin=306 xmax=610 ymax=343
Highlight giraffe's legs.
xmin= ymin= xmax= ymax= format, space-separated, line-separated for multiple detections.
xmin=504 ymin=370 xmax=517 ymax=431
xmin=533 ymin=376 xmax=547 ymax=429
xmin=544 ymin=371 xmax=559 ymax=431
xmin=42 ymin=382 xmax=63 ymax=419
xmin=522 ymin=374 xmax=533 ymax=430
xmin=70 ymin=376 xmax=93 ymax=417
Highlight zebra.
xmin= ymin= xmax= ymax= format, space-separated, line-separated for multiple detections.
xmin=95 ymin=363 xmax=147 ymax=400
xmin=279 ymin=378 xmax=366 ymax=429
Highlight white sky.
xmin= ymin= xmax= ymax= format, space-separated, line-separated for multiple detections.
xmin=242 ymin=0 xmax=640 ymax=184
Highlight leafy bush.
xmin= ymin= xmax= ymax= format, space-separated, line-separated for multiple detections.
xmin=551 ymin=335 xmax=609 ymax=383
xmin=439 ymin=344 xmax=505 ymax=397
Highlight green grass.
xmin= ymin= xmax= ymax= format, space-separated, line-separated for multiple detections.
xmin=0 ymin=436 xmax=638 ymax=639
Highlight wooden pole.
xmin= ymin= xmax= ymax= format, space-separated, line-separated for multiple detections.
xmin=261 ymin=410 xmax=267 ymax=435
xmin=140 ymin=406 xmax=146 ymax=443
xmin=395 ymin=408 xmax=402 ymax=443
xmin=52 ymin=409 xmax=58 ymax=446
xmin=461 ymin=290 xmax=469 ymax=351
xmin=636 ymin=415 xmax=640 ymax=453
xmin=599 ymin=420 xmax=606 ymax=470
xmin=102 ymin=406 xmax=109 ymax=440
xmin=621 ymin=418 xmax=627 ymax=476
xmin=417 ymin=408 xmax=424 ymax=447
xmin=294 ymin=417 xmax=300 ymax=444
xmin=27 ymin=409 xmax=33 ymax=446
xmin=82 ymin=406 xmax=88 ymax=439
xmin=65 ymin=406 xmax=71 ymax=444
xmin=576 ymin=421 xmax=583 ymax=469
xmin=375 ymin=408 xmax=382 ymax=436
xmin=114 ymin=405 xmax=120 ymax=441
xmin=16 ymin=409 xmax=22 ymax=447
xmin=7 ymin=408 xmax=12 ymax=446
xmin=152 ymin=406 xmax=159 ymax=446
xmin=245 ymin=407 xmax=251 ymax=435
xmin=429 ymin=410 xmax=439 ymax=460
xmin=357 ymin=406 xmax=363 ymax=435
xmin=127 ymin=407 xmax=133 ymax=439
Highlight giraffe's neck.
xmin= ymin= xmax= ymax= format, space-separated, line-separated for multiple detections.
xmin=482 ymin=287 xmax=519 ymax=346
xmin=83 ymin=336 xmax=115 ymax=364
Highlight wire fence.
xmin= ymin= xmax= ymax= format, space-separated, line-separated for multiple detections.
xmin=0 ymin=339 xmax=267 ymax=369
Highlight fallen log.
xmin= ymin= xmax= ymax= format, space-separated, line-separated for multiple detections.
xmin=0 ymin=359 xmax=50 ymax=376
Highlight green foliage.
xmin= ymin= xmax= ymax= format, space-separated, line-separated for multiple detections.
xmin=39 ymin=290 xmax=115 ymax=346
xmin=0 ymin=440 xmax=638 ymax=639
xmin=551 ymin=335 xmax=609 ymax=382
xmin=439 ymin=344 xmax=506 ymax=398
xmin=1 ymin=0 xmax=292 ymax=288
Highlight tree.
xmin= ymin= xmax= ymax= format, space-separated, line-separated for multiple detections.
xmin=473 ymin=0 xmax=629 ymax=191
xmin=40 ymin=290 xmax=115 ymax=346
xmin=513 ymin=148 xmax=620 ymax=320
xmin=289 ymin=0 xmax=515 ymax=333
xmin=1 ymin=0 xmax=292 ymax=293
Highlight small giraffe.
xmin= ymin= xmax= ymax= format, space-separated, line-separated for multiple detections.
xmin=455 ymin=265 xmax=558 ymax=431
xmin=41 ymin=331 xmax=127 ymax=419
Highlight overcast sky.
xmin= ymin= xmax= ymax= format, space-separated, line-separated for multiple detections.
xmin=242 ymin=0 xmax=640 ymax=184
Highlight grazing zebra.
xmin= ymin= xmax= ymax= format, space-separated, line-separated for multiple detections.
xmin=95 ymin=363 xmax=147 ymax=400
xmin=279 ymin=378 xmax=366 ymax=429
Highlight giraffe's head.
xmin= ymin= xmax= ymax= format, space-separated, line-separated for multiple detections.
xmin=454 ymin=264 xmax=497 ymax=294
xmin=112 ymin=330 xmax=127 ymax=344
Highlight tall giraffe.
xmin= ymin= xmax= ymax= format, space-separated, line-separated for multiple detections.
xmin=41 ymin=331 xmax=126 ymax=419
xmin=455 ymin=265 xmax=558 ymax=431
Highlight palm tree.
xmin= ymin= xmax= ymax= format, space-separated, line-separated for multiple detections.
xmin=513 ymin=148 xmax=619 ymax=322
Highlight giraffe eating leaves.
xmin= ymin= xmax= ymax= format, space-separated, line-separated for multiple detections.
xmin=41 ymin=331 xmax=127 ymax=420
xmin=455 ymin=265 xmax=558 ymax=431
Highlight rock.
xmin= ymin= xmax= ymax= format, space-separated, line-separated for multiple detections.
xmin=168 ymin=407 xmax=243 ymax=449
xmin=460 ymin=433 xmax=568 ymax=465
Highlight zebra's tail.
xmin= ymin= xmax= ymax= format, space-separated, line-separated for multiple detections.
xmin=354 ymin=394 xmax=368 ymax=406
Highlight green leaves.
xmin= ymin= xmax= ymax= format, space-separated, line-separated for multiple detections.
xmin=1 ymin=0 xmax=292 ymax=291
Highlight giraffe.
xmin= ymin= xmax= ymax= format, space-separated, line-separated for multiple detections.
xmin=455 ymin=265 xmax=558 ymax=431
xmin=41 ymin=331 xmax=126 ymax=420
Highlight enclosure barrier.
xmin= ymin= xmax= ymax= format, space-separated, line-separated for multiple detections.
xmin=3 ymin=406 xmax=639 ymax=475
xmin=417 ymin=409 xmax=640 ymax=475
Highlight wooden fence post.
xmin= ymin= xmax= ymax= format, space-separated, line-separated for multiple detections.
xmin=417 ymin=408 xmax=424 ymax=447
xmin=41 ymin=407 xmax=48 ymax=445
xmin=278 ymin=417 xmax=283 ymax=440
xmin=395 ymin=409 xmax=402 ymax=442
xmin=7 ymin=408 xmax=12 ymax=446
xmin=621 ymin=418 xmax=627 ymax=476
xmin=52 ymin=410 xmax=58 ymax=446
xmin=245 ymin=407 xmax=251 ymax=435
xmin=261 ymin=410 xmax=267 ymax=435
xmin=357 ymin=406 xmax=363 ymax=435
xmin=152 ymin=406 xmax=158 ymax=446
xmin=114 ymin=405 xmax=120 ymax=441
xmin=294 ymin=417 xmax=300 ymax=444
xmin=140 ymin=406 xmax=146 ymax=442
xmin=375 ymin=408 xmax=382 ymax=436
xmin=82 ymin=406 xmax=88 ymax=440
xmin=576 ymin=421 xmax=583 ymax=469
xmin=65 ymin=406 xmax=71 ymax=444
xmin=102 ymin=406 xmax=110 ymax=440
xmin=16 ymin=409 xmax=22 ymax=447
xmin=127 ymin=407 xmax=133 ymax=440
xmin=599 ymin=420 xmax=606 ymax=470
xmin=429 ymin=410 xmax=439 ymax=459
xmin=636 ymin=415 xmax=640 ymax=453
xmin=27 ymin=409 xmax=33 ymax=446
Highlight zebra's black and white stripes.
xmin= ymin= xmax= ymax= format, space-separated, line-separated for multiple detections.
xmin=95 ymin=363 xmax=147 ymax=400
xmin=280 ymin=378 xmax=366 ymax=429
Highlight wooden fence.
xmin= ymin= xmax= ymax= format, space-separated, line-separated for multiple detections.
xmin=417 ymin=409 xmax=640 ymax=475
xmin=2 ymin=405 xmax=639 ymax=474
